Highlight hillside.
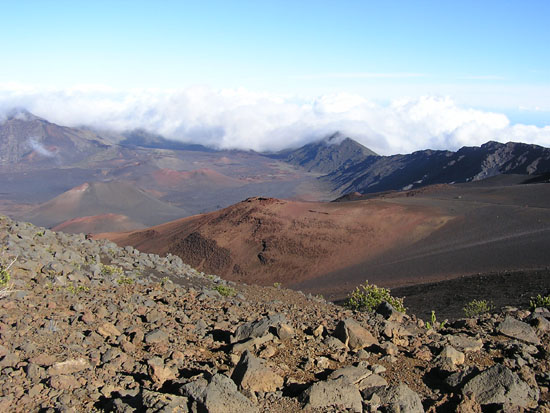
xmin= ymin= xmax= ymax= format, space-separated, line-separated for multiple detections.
xmin=325 ymin=141 xmax=550 ymax=194
xmin=0 ymin=109 xmax=109 ymax=172
xmin=23 ymin=181 xmax=187 ymax=229
xmin=1 ymin=215 xmax=549 ymax=412
xmin=99 ymin=196 xmax=451 ymax=286
xmin=100 ymin=176 xmax=550 ymax=303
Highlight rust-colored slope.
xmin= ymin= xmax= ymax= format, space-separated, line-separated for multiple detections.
xmin=98 ymin=196 xmax=451 ymax=286
xmin=52 ymin=213 xmax=146 ymax=234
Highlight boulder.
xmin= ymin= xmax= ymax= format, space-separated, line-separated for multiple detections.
xmin=301 ymin=376 xmax=363 ymax=412
xmin=334 ymin=318 xmax=379 ymax=350
xmin=142 ymin=389 xmax=189 ymax=413
xmin=231 ymin=350 xmax=283 ymax=392
xmin=462 ymin=364 xmax=539 ymax=408
xmin=231 ymin=314 xmax=287 ymax=343
xmin=447 ymin=335 xmax=483 ymax=353
xmin=180 ymin=373 xmax=258 ymax=413
xmin=376 ymin=301 xmax=405 ymax=322
xmin=374 ymin=383 xmax=424 ymax=413
xmin=47 ymin=358 xmax=90 ymax=376
xmin=497 ymin=316 xmax=540 ymax=345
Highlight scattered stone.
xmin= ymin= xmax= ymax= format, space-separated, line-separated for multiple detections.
xmin=47 ymin=358 xmax=90 ymax=376
xmin=231 ymin=350 xmax=283 ymax=392
xmin=462 ymin=364 xmax=539 ymax=408
xmin=497 ymin=316 xmax=541 ymax=345
xmin=301 ymin=376 xmax=363 ymax=412
xmin=145 ymin=329 xmax=169 ymax=344
xmin=180 ymin=373 xmax=259 ymax=413
xmin=334 ymin=318 xmax=379 ymax=350
xmin=447 ymin=335 xmax=483 ymax=352
xmin=148 ymin=357 xmax=177 ymax=387
xmin=232 ymin=314 xmax=287 ymax=343
xmin=374 ymin=383 xmax=424 ymax=413
xmin=142 ymin=389 xmax=189 ymax=413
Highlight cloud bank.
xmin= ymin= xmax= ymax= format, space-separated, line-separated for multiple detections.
xmin=0 ymin=84 xmax=549 ymax=155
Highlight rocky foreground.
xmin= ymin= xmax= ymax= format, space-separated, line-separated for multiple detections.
xmin=0 ymin=216 xmax=549 ymax=412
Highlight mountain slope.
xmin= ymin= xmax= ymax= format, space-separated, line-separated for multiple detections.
xmin=24 ymin=181 xmax=187 ymax=228
xmin=274 ymin=132 xmax=378 ymax=173
xmin=100 ymin=196 xmax=451 ymax=286
xmin=51 ymin=213 xmax=147 ymax=234
xmin=100 ymin=177 xmax=550 ymax=301
xmin=326 ymin=141 xmax=550 ymax=194
xmin=0 ymin=108 xmax=109 ymax=171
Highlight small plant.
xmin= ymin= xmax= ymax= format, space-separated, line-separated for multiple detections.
xmin=530 ymin=294 xmax=550 ymax=310
xmin=35 ymin=230 xmax=45 ymax=237
xmin=273 ymin=282 xmax=281 ymax=289
xmin=463 ymin=299 xmax=495 ymax=317
xmin=0 ymin=256 xmax=17 ymax=287
xmin=425 ymin=310 xmax=447 ymax=330
xmin=116 ymin=276 xmax=134 ymax=285
xmin=160 ymin=276 xmax=170 ymax=286
xmin=66 ymin=283 xmax=90 ymax=294
xmin=101 ymin=264 xmax=124 ymax=276
xmin=346 ymin=280 xmax=406 ymax=313
xmin=214 ymin=285 xmax=237 ymax=297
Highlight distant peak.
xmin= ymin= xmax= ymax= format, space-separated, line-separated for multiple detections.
xmin=4 ymin=108 xmax=43 ymax=122
xmin=325 ymin=131 xmax=346 ymax=144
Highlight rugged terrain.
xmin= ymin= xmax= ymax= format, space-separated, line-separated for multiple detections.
xmin=1 ymin=215 xmax=549 ymax=412
xmin=101 ymin=176 xmax=550 ymax=306
xmin=2 ymin=110 xmax=549 ymax=234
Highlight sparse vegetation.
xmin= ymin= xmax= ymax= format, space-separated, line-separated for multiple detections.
xmin=273 ymin=282 xmax=281 ymax=289
xmin=345 ymin=280 xmax=406 ymax=313
xmin=66 ymin=283 xmax=90 ymax=294
xmin=425 ymin=310 xmax=446 ymax=330
xmin=116 ymin=276 xmax=134 ymax=285
xmin=530 ymin=294 xmax=550 ymax=310
xmin=101 ymin=264 xmax=124 ymax=276
xmin=214 ymin=284 xmax=237 ymax=297
xmin=463 ymin=299 xmax=495 ymax=317
xmin=0 ymin=256 xmax=17 ymax=298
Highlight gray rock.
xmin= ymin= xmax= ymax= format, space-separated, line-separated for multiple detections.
xmin=376 ymin=301 xmax=404 ymax=322
xmin=47 ymin=358 xmax=90 ymax=376
xmin=447 ymin=335 xmax=483 ymax=352
xmin=374 ymin=383 xmax=424 ymax=413
xmin=462 ymin=364 xmax=539 ymax=408
xmin=231 ymin=350 xmax=283 ymax=392
xmin=231 ymin=314 xmax=287 ymax=343
xmin=142 ymin=389 xmax=189 ymax=412
xmin=145 ymin=329 xmax=169 ymax=344
xmin=180 ymin=374 xmax=258 ymax=413
xmin=328 ymin=364 xmax=372 ymax=385
xmin=333 ymin=318 xmax=379 ymax=350
xmin=302 ymin=376 xmax=363 ymax=412
xmin=497 ymin=316 xmax=540 ymax=345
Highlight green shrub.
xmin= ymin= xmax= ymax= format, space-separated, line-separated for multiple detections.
xmin=0 ymin=267 xmax=10 ymax=287
xmin=66 ymin=283 xmax=90 ymax=294
xmin=530 ymin=294 xmax=550 ymax=310
xmin=101 ymin=264 xmax=124 ymax=276
xmin=214 ymin=285 xmax=237 ymax=297
xmin=463 ymin=299 xmax=495 ymax=317
xmin=345 ymin=280 xmax=405 ymax=313
xmin=0 ymin=256 xmax=17 ymax=287
xmin=116 ymin=276 xmax=134 ymax=285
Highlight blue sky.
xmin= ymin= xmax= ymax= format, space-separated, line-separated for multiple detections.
xmin=1 ymin=1 xmax=549 ymax=152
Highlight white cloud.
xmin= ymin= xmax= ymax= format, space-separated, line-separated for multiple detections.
xmin=0 ymin=85 xmax=549 ymax=155
xmin=28 ymin=137 xmax=56 ymax=157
